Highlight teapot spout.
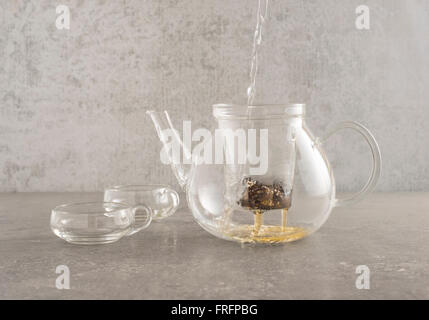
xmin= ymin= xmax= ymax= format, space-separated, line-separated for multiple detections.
xmin=146 ymin=110 xmax=192 ymax=189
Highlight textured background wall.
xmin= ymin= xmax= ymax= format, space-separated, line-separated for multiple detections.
xmin=1 ymin=0 xmax=428 ymax=192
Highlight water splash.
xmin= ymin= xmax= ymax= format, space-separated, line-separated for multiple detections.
xmin=247 ymin=0 xmax=269 ymax=106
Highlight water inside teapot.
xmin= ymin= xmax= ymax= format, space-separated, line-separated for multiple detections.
xmin=222 ymin=177 xmax=306 ymax=244
xmin=224 ymin=210 xmax=307 ymax=244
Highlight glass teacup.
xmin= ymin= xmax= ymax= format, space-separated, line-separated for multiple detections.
xmin=51 ymin=202 xmax=152 ymax=245
xmin=104 ymin=185 xmax=179 ymax=221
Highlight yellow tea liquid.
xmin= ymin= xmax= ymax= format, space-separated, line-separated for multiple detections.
xmin=225 ymin=209 xmax=307 ymax=244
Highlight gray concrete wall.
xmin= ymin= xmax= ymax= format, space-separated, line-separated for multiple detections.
xmin=1 ymin=0 xmax=428 ymax=192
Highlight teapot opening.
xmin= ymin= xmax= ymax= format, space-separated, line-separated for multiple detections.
xmin=213 ymin=103 xmax=306 ymax=120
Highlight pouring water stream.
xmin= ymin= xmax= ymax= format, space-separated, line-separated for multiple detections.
xmin=247 ymin=0 xmax=269 ymax=107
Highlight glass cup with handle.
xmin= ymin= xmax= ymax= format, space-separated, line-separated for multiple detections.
xmin=104 ymin=184 xmax=180 ymax=221
xmin=50 ymin=202 xmax=152 ymax=245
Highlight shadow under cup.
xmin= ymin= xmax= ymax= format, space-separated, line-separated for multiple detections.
xmin=104 ymin=185 xmax=180 ymax=221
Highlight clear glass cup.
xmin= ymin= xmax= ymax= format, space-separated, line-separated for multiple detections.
xmin=104 ymin=185 xmax=180 ymax=221
xmin=50 ymin=202 xmax=152 ymax=245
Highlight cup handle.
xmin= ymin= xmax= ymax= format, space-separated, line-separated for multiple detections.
xmin=126 ymin=205 xmax=153 ymax=236
xmin=320 ymin=121 xmax=382 ymax=207
xmin=163 ymin=187 xmax=180 ymax=218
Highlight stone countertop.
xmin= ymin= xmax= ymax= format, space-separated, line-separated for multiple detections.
xmin=0 ymin=192 xmax=428 ymax=300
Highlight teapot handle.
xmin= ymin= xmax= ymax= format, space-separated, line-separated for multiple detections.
xmin=321 ymin=121 xmax=382 ymax=207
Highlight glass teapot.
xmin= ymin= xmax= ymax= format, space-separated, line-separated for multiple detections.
xmin=147 ymin=104 xmax=381 ymax=244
